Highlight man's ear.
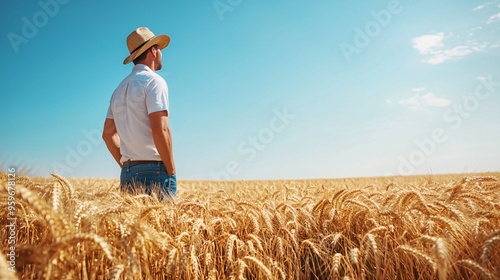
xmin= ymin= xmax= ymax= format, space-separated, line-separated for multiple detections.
xmin=151 ymin=47 xmax=158 ymax=58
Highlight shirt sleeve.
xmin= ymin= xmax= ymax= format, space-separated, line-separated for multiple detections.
xmin=145 ymin=76 xmax=169 ymax=115
xmin=106 ymin=104 xmax=114 ymax=119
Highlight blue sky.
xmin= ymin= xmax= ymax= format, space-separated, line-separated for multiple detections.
xmin=1 ymin=0 xmax=499 ymax=180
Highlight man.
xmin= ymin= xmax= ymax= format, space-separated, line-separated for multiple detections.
xmin=102 ymin=27 xmax=176 ymax=200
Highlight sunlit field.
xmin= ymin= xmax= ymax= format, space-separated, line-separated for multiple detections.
xmin=1 ymin=172 xmax=499 ymax=279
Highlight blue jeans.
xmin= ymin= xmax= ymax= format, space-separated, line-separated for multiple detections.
xmin=120 ymin=161 xmax=176 ymax=200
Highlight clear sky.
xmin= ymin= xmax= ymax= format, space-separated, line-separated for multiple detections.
xmin=1 ymin=0 xmax=499 ymax=180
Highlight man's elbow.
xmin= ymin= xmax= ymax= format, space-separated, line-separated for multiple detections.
xmin=102 ymin=130 xmax=114 ymax=142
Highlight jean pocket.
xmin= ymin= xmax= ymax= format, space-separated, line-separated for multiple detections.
xmin=134 ymin=170 xmax=160 ymax=185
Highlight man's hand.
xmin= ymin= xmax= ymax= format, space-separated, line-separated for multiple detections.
xmin=102 ymin=118 xmax=122 ymax=167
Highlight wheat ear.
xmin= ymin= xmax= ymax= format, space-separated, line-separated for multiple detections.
xmin=349 ymin=247 xmax=360 ymax=267
xmin=236 ymin=259 xmax=248 ymax=280
xmin=109 ymin=264 xmax=125 ymax=280
xmin=247 ymin=234 xmax=264 ymax=252
xmin=397 ymin=245 xmax=437 ymax=273
xmin=301 ymin=239 xmax=321 ymax=258
xmin=167 ymin=248 xmax=178 ymax=275
xmin=50 ymin=173 xmax=74 ymax=198
xmin=226 ymin=234 xmax=238 ymax=263
xmin=480 ymin=236 xmax=500 ymax=266
xmin=332 ymin=253 xmax=343 ymax=275
xmin=58 ymin=233 xmax=113 ymax=261
xmin=17 ymin=185 xmax=70 ymax=239
xmin=190 ymin=245 xmax=200 ymax=280
xmin=456 ymin=259 xmax=495 ymax=280
xmin=52 ymin=182 xmax=61 ymax=212
xmin=242 ymin=256 xmax=273 ymax=280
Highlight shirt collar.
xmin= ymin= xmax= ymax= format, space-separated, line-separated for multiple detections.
xmin=132 ymin=64 xmax=154 ymax=73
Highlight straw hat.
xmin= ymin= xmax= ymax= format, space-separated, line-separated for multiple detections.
xmin=123 ymin=27 xmax=170 ymax=64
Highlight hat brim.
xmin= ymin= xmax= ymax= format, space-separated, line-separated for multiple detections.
xmin=123 ymin=34 xmax=170 ymax=64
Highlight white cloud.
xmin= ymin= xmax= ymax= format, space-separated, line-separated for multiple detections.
xmin=412 ymin=3 xmax=500 ymax=65
xmin=412 ymin=33 xmax=444 ymax=54
xmin=409 ymin=105 xmax=429 ymax=112
xmin=412 ymin=33 xmax=489 ymax=65
xmin=487 ymin=12 xmax=500 ymax=23
xmin=424 ymin=43 xmax=488 ymax=64
xmin=473 ymin=4 xmax=487 ymax=11
xmin=490 ymin=42 xmax=500 ymax=48
xmin=411 ymin=87 xmax=427 ymax=93
xmin=399 ymin=95 xmax=421 ymax=106
xmin=473 ymin=0 xmax=500 ymax=11
xmin=477 ymin=75 xmax=490 ymax=81
xmin=397 ymin=89 xmax=451 ymax=112
xmin=399 ymin=93 xmax=451 ymax=107
xmin=420 ymin=93 xmax=452 ymax=107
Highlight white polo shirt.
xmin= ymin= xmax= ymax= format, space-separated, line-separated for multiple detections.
xmin=106 ymin=64 xmax=169 ymax=164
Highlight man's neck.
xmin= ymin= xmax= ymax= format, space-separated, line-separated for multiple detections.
xmin=136 ymin=61 xmax=156 ymax=72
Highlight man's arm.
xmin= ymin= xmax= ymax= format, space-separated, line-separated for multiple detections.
xmin=102 ymin=118 xmax=122 ymax=167
xmin=149 ymin=110 xmax=176 ymax=175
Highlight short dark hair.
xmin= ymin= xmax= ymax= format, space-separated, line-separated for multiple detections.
xmin=133 ymin=45 xmax=158 ymax=65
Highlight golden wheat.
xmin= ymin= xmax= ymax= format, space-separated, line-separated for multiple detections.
xmin=0 ymin=172 xmax=499 ymax=279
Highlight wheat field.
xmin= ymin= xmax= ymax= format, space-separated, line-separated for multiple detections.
xmin=0 ymin=172 xmax=499 ymax=280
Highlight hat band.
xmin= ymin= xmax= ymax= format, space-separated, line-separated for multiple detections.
xmin=130 ymin=37 xmax=154 ymax=54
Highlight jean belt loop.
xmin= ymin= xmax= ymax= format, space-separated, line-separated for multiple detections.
xmin=127 ymin=159 xmax=130 ymax=172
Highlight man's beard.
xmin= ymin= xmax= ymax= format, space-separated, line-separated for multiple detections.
xmin=156 ymin=58 xmax=162 ymax=71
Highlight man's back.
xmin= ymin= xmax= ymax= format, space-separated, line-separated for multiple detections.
xmin=107 ymin=64 xmax=169 ymax=163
